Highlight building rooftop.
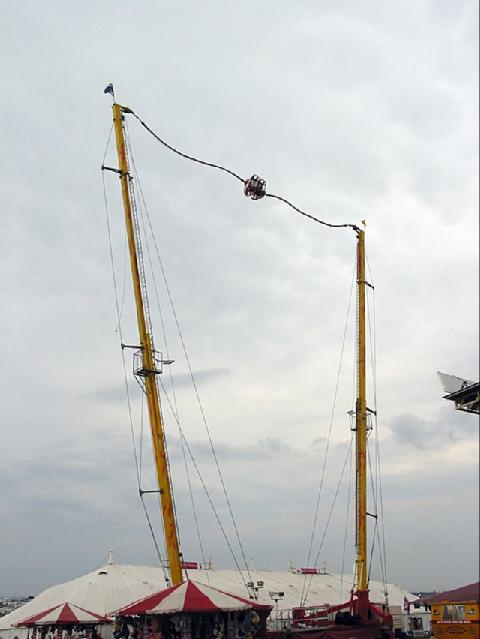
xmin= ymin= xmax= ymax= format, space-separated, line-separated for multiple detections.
xmin=419 ymin=582 xmax=480 ymax=604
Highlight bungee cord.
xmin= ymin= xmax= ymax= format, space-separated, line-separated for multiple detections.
xmin=264 ymin=193 xmax=358 ymax=231
xmin=132 ymin=112 xmax=245 ymax=183
xmin=130 ymin=109 xmax=359 ymax=233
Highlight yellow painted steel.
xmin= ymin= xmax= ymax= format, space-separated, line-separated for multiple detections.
xmin=431 ymin=601 xmax=480 ymax=639
xmin=112 ymin=103 xmax=183 ymax=586
xmin=355 ymin=228 xmax=368 ymax=593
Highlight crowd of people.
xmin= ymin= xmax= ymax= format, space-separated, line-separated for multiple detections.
xmin=16 ymin=627 xmax=103 ymax=639
xmin=113 ymin=610 xmax=264 ymax=639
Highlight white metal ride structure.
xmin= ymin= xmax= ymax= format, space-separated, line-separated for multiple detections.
xmin=437 ymin=371 xmax=480 ymax=414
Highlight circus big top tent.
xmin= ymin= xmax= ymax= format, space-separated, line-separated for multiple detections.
xmin=0 ymin=559 xmax=416 ymax=639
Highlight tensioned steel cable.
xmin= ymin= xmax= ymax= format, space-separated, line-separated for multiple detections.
xmin=103 ymin=175 xmax=170 ymax=585
xmin=159 ymin=377 xmax=251 ymax=596
xmin=102 ymin=129 xmax=170 ymax=585
xmin=151 ymin=217 xmax=253 ymax=585
xmin=365 ymin=290 xmax=380 ymax=589
xmin=128 ymin=158 xmax=253 ymax=585
xmin=105 ymin=115 xmax=249 ymax=590
xmin=366 ymin=445 xmax=378 ymax=585
xmin=102 ymin=128 xmax=140 ymax=489
xmin=124 ymin=124 xmax=187 ymax=569
xmin=139 ymin=393 xmax=144 ymax=486
xmin=126 ymin=124 xmax=216 ymax=582
xmin=366 ymin=256 xmax=389 ymax=599
xmin=127 ymin=131 xmax=210 ymax=578
xmin=138 ymin=200 xmax=210 ymax=578
xmin=302 ymin=436 xmax=353 ymax=606
xmin=151 ymin=227 xmax=253 ymax=585
xmin=300 ymin=259 xmax=356 ymax=607
xmin=123 ymin=126 xmax=185 ymax=568
xmin=130 ymin=110 xmax=358 ymax=232
xmin=366 ymin=443 xmax=386 ymax=593
xmin=339 ymin=438 xmax=354 ymax=603
xmin=114 ymin=226 xmax=128 ymax=334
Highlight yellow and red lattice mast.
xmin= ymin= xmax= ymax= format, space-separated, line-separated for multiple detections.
xmin=110 ymin=100 xmax=183 ymax=586
xmin=354 ymin=226 xmax=369 ymax=618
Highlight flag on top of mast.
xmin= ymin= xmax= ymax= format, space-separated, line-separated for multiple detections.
xmin=104 ymin=83 xmax=115 ymax=99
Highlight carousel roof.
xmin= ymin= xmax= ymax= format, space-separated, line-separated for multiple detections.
xmin=115 ymin=579 xmax=272 ymax=615
xmin=16 ymin=602 xmax=111 ymax=627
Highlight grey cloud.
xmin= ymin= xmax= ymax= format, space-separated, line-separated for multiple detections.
xmin=389 ymin=408 xmax=477 ymax=450
xmin=389 ymin=414 xmax=433 ymax=450
xmin=84 ymin=385 xmax=127 ymax=403
xmin=170 ymin=368 xmax=231 ymax=389
xmin=188 ymin=436 xmax=302 ymax=462
xmin=85 ymin=368 xmax=231 ymax=402
xmin=0 ymin=0 xmax=477 ymax=597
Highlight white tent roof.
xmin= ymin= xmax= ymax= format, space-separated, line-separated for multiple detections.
xmin=1 ymin=561 xmax=414 ymax=632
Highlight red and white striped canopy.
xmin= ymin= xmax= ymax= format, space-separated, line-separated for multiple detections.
xmin=115 ymin=580 xmax=272 ymax=615
xmin=16 ymin=602 xmax=111 ymax=626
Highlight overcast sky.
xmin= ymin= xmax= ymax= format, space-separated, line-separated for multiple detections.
xmin=1 ymin=1 xmax=478 ymax=598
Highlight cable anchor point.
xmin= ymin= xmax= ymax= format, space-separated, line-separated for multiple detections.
xmin=244 ymin=175 xmax=266 ymax=200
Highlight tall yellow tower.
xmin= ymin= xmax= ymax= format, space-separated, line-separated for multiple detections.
xmin=111 ymin=102 xmax=183 ymax=586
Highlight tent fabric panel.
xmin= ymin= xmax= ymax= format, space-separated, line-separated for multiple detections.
xmin=71 ymin=604 xmax=111 ymax=622
xmin=205 ymin=587 xmax=272 ymax=610
xmin=16 ymin=602 xmax=110 ymax=627
xmin=149 ymin=582 xmax=216 ymax=613
xmin=16 ymin=605 xmax=61 ymax=626
xmin=116 ymin=583 xmax=185 ymax=616
xmin=118 ymin=580 xmax=272 ymax=616
xmin=191 ymin=582 xmax=272 ymax=611
xmin=55 ymin=604 xmax=79 ymax=624
xmin=189 ymin=583 xmax=249 ymax=611
xmin=147 ymin=583 xmax=188 ymax=613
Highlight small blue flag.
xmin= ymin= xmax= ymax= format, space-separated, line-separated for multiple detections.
xmin=104 ymin=83 xmax=114 ymax=96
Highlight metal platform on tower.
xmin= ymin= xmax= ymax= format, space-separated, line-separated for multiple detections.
xmin=437 ymin=372 xmax=480 ymax=415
